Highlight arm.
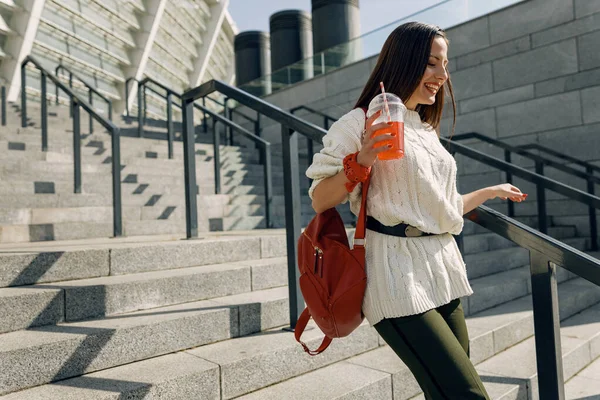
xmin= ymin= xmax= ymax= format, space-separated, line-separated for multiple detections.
xmin=461 ymin=184 xmax=527 ymax=215
xmin=309 ymin=110 xmax=392 ymax=213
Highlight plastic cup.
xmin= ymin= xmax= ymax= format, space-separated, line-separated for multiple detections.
xmin=366 ymin=93 xmax=406 ymax=160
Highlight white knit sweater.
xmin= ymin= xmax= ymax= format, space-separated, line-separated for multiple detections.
xmin=306 ymin=108 xmax=474 ymax=326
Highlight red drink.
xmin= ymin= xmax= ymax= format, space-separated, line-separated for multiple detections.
xmin=372 ymin=121 xmax=404 ymax=160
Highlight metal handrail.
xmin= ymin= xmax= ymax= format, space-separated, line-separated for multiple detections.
xmin=451 ymin=132 xmax=598 ymax=250
xmin=130 ymin=77 xmax=273 ymax=228
xmin=22 ymin=55 xmax=122 ymax=237
xmin=181 ymin=79 xmax=597 ymax=399
xmin=519 ymin=143 xmax=600 ymax=174
xmin=55 ymin=64 xmax=113 ymax=134
xmin=1 ymin=86 xmax=5 ymax=126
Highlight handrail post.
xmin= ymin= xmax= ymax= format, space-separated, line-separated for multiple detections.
xmin=263 ymin=143 xmax=273 ymax=228
xmin=182 ymin=97 xmax=199 ymax=238
xmin=587 ymin=166 xmax=598 ymax=251
xmin=41 ymin=72 xmax=48 ymax=152
xmin=505 ymin=150 xmax=514 ymax=218
xmin=529 ymin=251 xmax=565 ymax=399
xmin=202 ymin=97 xmax=207 ymax=133
xmin=212 ymin=119 xmax=221 ymax=194
xmin=72 ymin=100 xmax=81 ymax=193
xmin=111 ymin=126 xmax=123 ymax=237
xmin=167 ymin=92 xmax=174 ymax=159
xmin=1 ymin=86 xmax=6 ymax=126
xmin=125 ymin=79 xmax=130 ymax=117
xmin=88 ymin=91 xmax=93 ymax=134
xmin=137 ymin=82 xmax=144 ymax=138
xmin=143 ymin=85 xmax=147 ymax=121
xmin=282 ymin=125 xmax=304 ymax=329
xmin=536 ymin=161 xmax=548 ymax=234
xmin=68 ymin=72 xmax=73 ymax=118
xmin=108 ymin=100 xmax=112 ymax=121
xmin=55 ymin=66 xmax=59 ymax=105
xmin=223 ymin=97 xmax=232 ymax=145
xmin=21 ymin=63 xmax=27 ymax=128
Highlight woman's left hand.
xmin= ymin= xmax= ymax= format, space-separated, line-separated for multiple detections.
xmin=488 ymin=183 xmax=528 ymax=202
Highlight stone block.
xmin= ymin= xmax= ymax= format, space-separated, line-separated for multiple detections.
xmin=582 ymin=86 xmax=600 ymax=124
xmin=451 ymin=108 xmax=497 ymax=138
xmin=575 ymin=0 xmax=600 ymax=18
xmin=446 ymin=16 xmax=491 ymax=58
xmin=0 ymin=353 xmax=220 ymax=400
xmin=187 ymin=322 xmax=379 ymax=399
xmin=532 ymin=13 xmax=600 ymax=48
xmin=260 ymin=235 xmax=286 ymax=258
xmin=456 ymin=35 xmax=531 ymax=70
xmin=468 ymin=267 xmax=530 ymax=314
xmin=62 ymin=263 xmax=252 ymax=321
xmin=0 ymin=287 xmax=64 ymax=334
xmin=209 ymin=287 xmax=289 ymax=336
xmin=460 ymin=84 xmax=534 ymax=114
xmin=0 ymin=299 xmax=235 ymax=395
xmin=325 ymin=60 xmax=372 ymax=97
xmin=464 ymin=247 xmax=529 ymax=279
xmin=450 ymin=63 xmax=494 ymax=100
xmin=579 ymin=30 xmax=600 ymax=70
xmin=347 ymin=346 xmax=420 ymax=399
xmin=235 ymin=362 xmax=392 ymax=400
xmin=0 ymin=249 xmax=110 ymax=287
xmin=248 ymin=257 xmax=287 ymax=290
xmin=535 ymin=122 xmax=600 ymax=161
xmin=109 ymin=237 xmax=261 ymax=275
xmin=493 ymin=39 xmax=578 ymax=91
xmin=496 ymin=91 xmax=582 ymax=137
xmin=488 ymin=0 xmax=574 ymax=44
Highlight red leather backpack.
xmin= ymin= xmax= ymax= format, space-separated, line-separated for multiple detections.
xmin=294 ymin=175 xmax=371 ymax=355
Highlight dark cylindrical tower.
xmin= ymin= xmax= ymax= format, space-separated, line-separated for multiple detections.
xmin=269 ymin=10 xmax=313 ymax=86
xmin=235 ymin=31 xmax=271 ymax=96
xmin=312 ymin=0 xmax=360 ymax=72
xmin=312 ymin=0 xmax=360 ymax=52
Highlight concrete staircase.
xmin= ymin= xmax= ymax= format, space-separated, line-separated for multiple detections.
xmin=0 ymin=101 xmax=355 ymax=243
xmin=0 ymin=219 xmax=598 ymax=399
xmin=1 ymin=101 xmax=600 ymax=398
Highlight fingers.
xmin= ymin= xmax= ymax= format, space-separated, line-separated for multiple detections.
xmin=365 ymin=110 xmax=382 ymax=128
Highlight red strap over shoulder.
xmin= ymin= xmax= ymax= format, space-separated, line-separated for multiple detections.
xmin=354 ymin=107 xmax=370 ymax=247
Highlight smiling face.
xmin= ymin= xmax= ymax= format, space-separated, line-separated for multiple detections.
xmin=405 ymin=36 xmax=449 ymax=111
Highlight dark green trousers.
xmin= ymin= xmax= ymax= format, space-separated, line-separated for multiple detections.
xmin=373 ymin=298 xmax=491 ymax=400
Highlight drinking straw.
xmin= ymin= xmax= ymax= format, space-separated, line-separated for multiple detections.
xmin=380 ymin=81 xmax=391 ymax=122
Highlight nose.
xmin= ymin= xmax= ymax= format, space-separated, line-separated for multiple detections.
xmin=436 ymin=65 xmax=448 ymax=82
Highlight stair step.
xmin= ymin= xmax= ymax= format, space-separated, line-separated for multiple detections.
xmin=0 ymin=285 xmax=289 ymax=396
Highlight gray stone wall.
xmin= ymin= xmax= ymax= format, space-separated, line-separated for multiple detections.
xmin=235 ymin=0 xmax=600 ymax=244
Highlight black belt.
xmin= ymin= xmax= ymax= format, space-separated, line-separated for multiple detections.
xmin=366 ymin=216 xmax=437 ymax=238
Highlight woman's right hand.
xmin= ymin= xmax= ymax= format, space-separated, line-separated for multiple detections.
xmin=356 ymin=110 xmax=396 ymax=167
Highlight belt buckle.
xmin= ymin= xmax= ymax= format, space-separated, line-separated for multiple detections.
xmin=405 ymin=225 xmax=423 ymax=237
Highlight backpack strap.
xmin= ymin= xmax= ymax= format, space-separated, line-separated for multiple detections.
xmin=354 ymin=107 xmax=371 ymax=249
xmin=294 ymin=308 xmax=332 ymax=356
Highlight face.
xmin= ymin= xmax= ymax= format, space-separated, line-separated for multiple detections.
xmin=405 ymin=36 xmax=449 ymax=111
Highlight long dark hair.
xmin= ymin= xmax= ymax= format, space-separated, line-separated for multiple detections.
xmin=355 ymin=22 xmax=456 ymax=134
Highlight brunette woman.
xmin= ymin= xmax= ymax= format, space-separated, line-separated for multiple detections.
xmin=307 ymin=22 xmax=527 ymax=399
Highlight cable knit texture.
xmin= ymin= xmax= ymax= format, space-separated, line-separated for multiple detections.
xmin=306 ymin=108 xmax=474 ymax=326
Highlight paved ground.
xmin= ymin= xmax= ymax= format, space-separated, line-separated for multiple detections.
xmin=566 ymin=356 xmax=600 ymax=399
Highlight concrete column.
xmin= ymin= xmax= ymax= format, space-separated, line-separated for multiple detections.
xmin=311 ymin=0 xmax=360 ymax=72
xmin=235 ymin=31 xmax=271 ymax=96
xmin=269 ymin=10 xmax=313 ymax=84
xmin=120 ymin=0 xmax=167 ymax=115
xmin=189 ymin=0 xmax=229 ymax=88
xmin=0 ymin=0 xmax=46 ymax=102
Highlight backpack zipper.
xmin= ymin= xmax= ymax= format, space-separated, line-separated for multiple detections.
xmin=314 ymin=246 xmax=323 ymax=277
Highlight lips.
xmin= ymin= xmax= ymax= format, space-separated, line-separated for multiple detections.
xmin=424 ymin=82 xmax=440 ymax=95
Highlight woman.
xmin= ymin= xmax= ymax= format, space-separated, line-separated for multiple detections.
xmin=306 ymin=22 xmax=527 ymax=399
